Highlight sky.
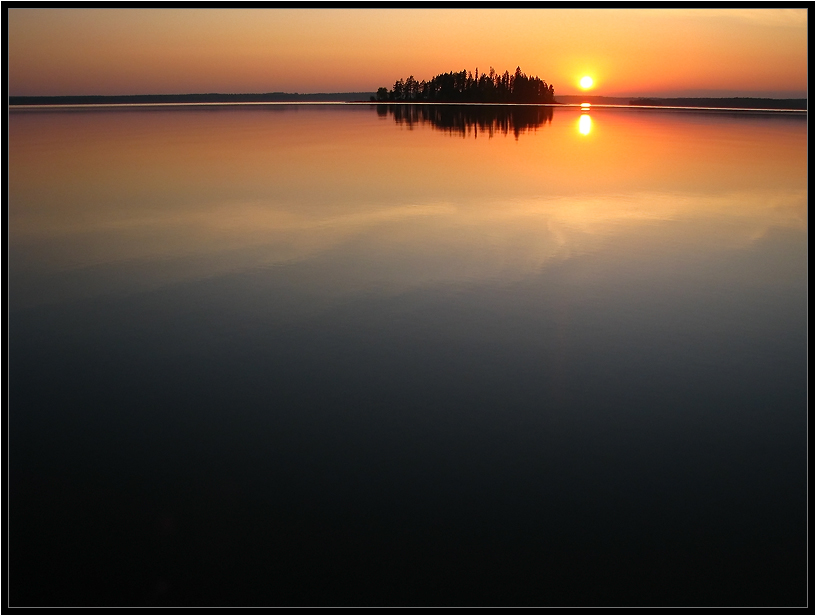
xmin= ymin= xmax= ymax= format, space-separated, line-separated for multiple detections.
xmin=8 ymin=8 xmax=809 ymax=98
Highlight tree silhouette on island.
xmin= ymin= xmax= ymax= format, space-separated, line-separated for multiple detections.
xmin=374 ymin=66 xmax=555 ymax=103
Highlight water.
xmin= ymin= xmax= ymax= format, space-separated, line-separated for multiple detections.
xmin=8 ymin=104 xmax=808 ymax=607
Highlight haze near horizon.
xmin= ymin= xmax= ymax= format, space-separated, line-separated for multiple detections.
xmin=8 ymin=8 xmax=808 ymax=99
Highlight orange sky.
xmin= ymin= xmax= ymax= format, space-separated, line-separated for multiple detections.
xmin=8 ymin=8 xmax=809 ymax=97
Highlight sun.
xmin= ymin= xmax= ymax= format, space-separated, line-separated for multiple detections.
xmin=580 ymin=76 xmax=594 ymax=89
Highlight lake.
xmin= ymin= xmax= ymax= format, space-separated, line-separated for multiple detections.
xmin=8 ymin=103 xmax=808 ymax=607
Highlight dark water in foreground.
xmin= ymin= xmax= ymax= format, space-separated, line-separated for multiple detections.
xmin=8 ymin=104 xmax=808 ymax=606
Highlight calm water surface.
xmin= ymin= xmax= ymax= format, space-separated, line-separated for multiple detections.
xmin=9 ymin=104 xmax=808 ymax=606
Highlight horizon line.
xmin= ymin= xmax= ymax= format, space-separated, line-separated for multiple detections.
xmin=9 ymin=91 xmax=808 ymax=100
xmin=8 ymin=102 xmax=807 ymax=114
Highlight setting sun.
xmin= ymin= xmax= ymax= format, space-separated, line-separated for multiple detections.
xmin=580 ymin=76 xmax=594 ymax=89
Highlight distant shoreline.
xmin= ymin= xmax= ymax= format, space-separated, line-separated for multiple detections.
xmin=8 ymin=92 xmax=377 ymax=106
xmin=557 ymin=94 xmax=806 ymax=110
xmin=9 ymin=93 xmax=807 ymax=112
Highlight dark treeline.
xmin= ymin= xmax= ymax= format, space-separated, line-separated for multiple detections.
xmin=9 ymin=92 xmax=375 ymax=105
xmin=375 ymin=67 xmax=554 ymax=103
xmin=376 ymin=104 xmax=553 ymax=139
xmin=628 ymin=97 xmax=807 ymax=110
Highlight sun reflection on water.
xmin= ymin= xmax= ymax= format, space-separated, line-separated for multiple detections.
xmin=579 ymin=114 xmax=592 ymax=135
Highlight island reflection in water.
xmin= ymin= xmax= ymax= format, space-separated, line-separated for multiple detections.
xmin=376 ymin=102 xmax=553 ymax=138
xmin=8 ymin=104 xmax=807 ymax=606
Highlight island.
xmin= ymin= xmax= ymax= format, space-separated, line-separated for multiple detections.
xmin=373 ymin=67 xmax=555 ymax=104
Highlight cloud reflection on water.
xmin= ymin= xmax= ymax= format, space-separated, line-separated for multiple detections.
xmin=8 ymin=105 xmax=807 ymax=309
